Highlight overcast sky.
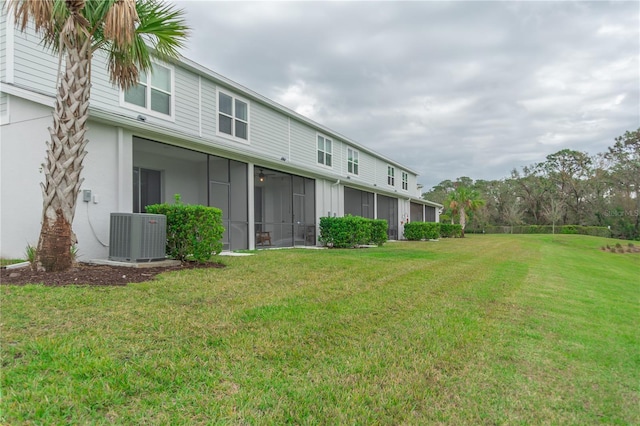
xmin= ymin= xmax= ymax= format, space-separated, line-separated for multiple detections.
xmin=173 ymin=0 xmax=639 ymax=190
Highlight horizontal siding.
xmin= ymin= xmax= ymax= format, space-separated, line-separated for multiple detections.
xmin=289 ymin=118 xmax=316 ymax=168
xmin=347 ymin=146 xmax=376 ymax=185
xmin=173 ymin=66 xmax=200 ymax=136
xmin=250 ymin=101 xmax=289 ymax=158
xmin=13 ymin=27 xmax=58 ymax=94
xmin=89 ymin=51 xmax=121 ymax=112
xmin=1 ymin=10 xmax=6 ymax=82
xmin=332 ymin=138 xmax=344 ymax=176
xmin=12 ymin=28 xmax=124 ymax=114
xmin=0 ymin=92 xmax=7 ymax=118
xmin=376 ymin=159 xmax=394 ymax=190
xmin=201 ymin=79 xmax=217 ymax=138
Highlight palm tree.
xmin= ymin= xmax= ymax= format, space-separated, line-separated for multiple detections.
xmin=8 ymin=0 xmax=189 ymax=271
xmin=447 ymin=186 xmax=485 ymax=237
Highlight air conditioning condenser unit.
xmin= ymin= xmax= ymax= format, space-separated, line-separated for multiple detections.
xmin=109 ymin=213 xmax=167 ymax=262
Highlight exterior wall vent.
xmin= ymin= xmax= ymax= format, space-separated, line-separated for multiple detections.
xmin=109 ymin=213 xmax=167 ymax=262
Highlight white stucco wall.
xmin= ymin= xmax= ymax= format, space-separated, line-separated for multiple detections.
xmin=72 ymin=122 xmax=126 ymax=261
xmin=0 ymin=95 xmax=49 ymax=258
xmin=0 ymin=96 xmax=129 ymax=260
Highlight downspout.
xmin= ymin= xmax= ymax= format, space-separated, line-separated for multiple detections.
xmin=331 ymin=179 xmax=340 ymax=217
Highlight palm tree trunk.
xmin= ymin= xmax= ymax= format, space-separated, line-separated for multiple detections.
xmin=459 ymin=207 xmax=466 ymax=237
xmin=36 ymin=35 xmax=91 ymax=272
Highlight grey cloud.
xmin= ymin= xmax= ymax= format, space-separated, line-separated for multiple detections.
xmin=175 ymin=0 xmax=639 ymax=190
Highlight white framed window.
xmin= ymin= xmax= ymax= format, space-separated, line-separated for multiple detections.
xmin=123 ymin=63 xmax=174 ymax=119
xmin=347 ymin=147 xmax=359 ymax=175
xmin=402 ymin=171 xmax=409 ymax=190
xmin=387 ymin=166 xmax=395 ymax=186
xmin=317 ymin=134 xmax=332 ymax=167
xmin=218 ymin=90 xmax=249 ymax=141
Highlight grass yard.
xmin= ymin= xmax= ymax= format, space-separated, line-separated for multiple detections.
xmin=1 ymin=234 xmax=638 ymax=424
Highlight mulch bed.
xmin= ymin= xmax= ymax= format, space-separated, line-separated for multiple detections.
xmin=0 ymin=262 xmax=224 ymax=286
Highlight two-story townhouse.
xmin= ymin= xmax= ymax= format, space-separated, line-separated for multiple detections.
xmin=0 ymin=11 xmax=441 ymax=260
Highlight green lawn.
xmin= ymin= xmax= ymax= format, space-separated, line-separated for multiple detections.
xmin=1 ymin=235 xmax=638 ymax=424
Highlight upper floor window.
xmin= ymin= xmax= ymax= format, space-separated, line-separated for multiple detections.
xmin=347 ymin=148 xmax=359 ymax=175
xmin=124 ymin=64 xmax=173 ymax=117
xmin=387 ymin=166 xmax=395 ymax=186
xmin=317 ymin=135 xmax=332 ymax=167
xmin=218 ymin=90 xmax=249 ymax=141
xmin=402 ymin=172 xmax=409 ymax=190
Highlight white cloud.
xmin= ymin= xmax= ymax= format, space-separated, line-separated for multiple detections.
xmin=274 ymin=80 xmax=319 ymax=119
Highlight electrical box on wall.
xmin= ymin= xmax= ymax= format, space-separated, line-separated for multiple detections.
xmin=82 ymin=189 xmax=92 ymax=202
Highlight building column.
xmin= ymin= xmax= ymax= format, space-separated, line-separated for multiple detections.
xmin=248 ymin=163 xmax=255 ymax=249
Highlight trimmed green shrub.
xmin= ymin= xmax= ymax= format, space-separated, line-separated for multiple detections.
xmin=146 ymin=195 xmax=225 ymax=262
xmin=440 ymin=223 xmax=462 ymax=238
xmin=403 ymin=222 xmax=441 ymax=240
xmin=403 ymin=222 xmax=423 ymax=241
xmin=482 ymin=225 xmax=611 ymax=238
xmin=319 ymin=215 xmax=387 ymax=248
xmin=370 ymin=219 xmax=388 ymax=246
xmin=559 ymin=225 xmax=610 ymax=237
xmin=560 ymin=225 xmax=578 ymax=234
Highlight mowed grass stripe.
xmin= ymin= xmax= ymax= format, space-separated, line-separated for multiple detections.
xmin=1 ymin=235 xmax=637 ymax=424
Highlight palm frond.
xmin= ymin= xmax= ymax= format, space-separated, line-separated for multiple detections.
xmin=98 ymin=0 xmax=188 ymax=89
xmin=103 ymin=0 xmax=139 ymax=45
xmin=107 ymin=48 xmax=140 ymax=90
xmin=7 ymin=0 xmax=54 ymax=33
xmin=134 ymin=0 xmax=189 ymax=61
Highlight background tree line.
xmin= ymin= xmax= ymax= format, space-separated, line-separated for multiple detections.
xmin=422 ymin=129 xmax=640 ymax=240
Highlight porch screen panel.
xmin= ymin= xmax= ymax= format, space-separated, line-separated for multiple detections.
xmin=344 ymin=187 xmax=374 ymax=219
xmin=293 ymin=176 xmax=316 ymax=246
xmin=254 ymin=168 xmax=315 ymax=248
xmin=258 ymin=172 xmax=293 ymax=247
xmin=209 ymin=155 xmax=229 ymax=182
xmin=209 ymin=182 xmax=230 ymax=250
xmin=133 ymin=167 xmax=161 ymax=213
xmin=410 ymin=202 xmax=424 ymax=222
xmin=229 ymin=160 xmax=248 ymax=249
xmin=377 ymin=194 xmax=398 ymax=240
xmin=425 ymin=205 xmax=436 ymax=222
xmin=304 ymin=178 xmax=316 ymax=245
xmin=208 ymin=155 xmax=249 ymax=251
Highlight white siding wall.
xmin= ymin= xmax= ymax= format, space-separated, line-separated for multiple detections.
xmin=332 ymin=138 xmax=345 ymax=177
xmin=315 ymin=178 xmax=342 ymax=221
xmin=250 ymin=100 xmax=289 ymax=159
xmin=173 ymin=66 xmax=200 ymax=136
xmin=13 ymin=25 xmax=58 ymax=94
xmin=1 ymin=8 xmax=6 ymax=82
xmin=201 ymin=79 xmax=217 ymax=138
xmin=0 ymin=92 xmax=7 ymax=122
xmin=87 ymin=51 xmax=120 ymax=113
xmin=289 ymin=118 xmax=315 ymax=165
xmin=362 ymin=153 xmax=378 ymax=185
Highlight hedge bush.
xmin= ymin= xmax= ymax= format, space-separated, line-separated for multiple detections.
xmin=561 ymin=225 xmax=611 ymax=238
xmin=481 ymin=225 xmax=611 ymax=238
xmin=439 ymin=223 xmax=463 ymax=238
xmin=370 ymin=219 xmax=389 ymax=246
xmin=146 ymin=196 xmax=225 ymax=262
xmin=319 ymin=216 xmax=387 ymax=248
xmin=404 ymin=222 xmax=441 ymax=240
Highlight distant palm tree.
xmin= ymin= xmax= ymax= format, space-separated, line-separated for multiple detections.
xmin=8 ymin=0 xmax=189 ymax=271
xmin=447 ymin=186 xmax=485 ymax=237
